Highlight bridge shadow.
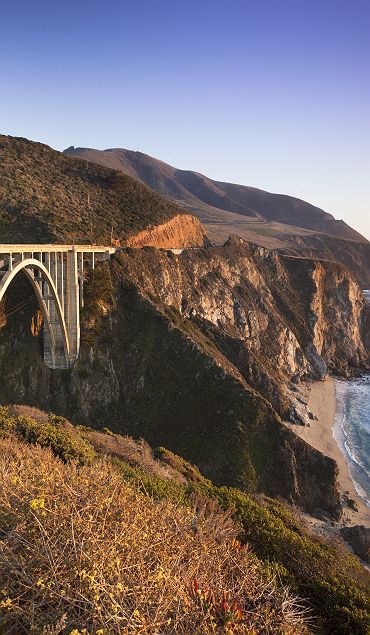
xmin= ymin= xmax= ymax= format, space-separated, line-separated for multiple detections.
xmin=0 ymin=271 xmax=44 ymax=362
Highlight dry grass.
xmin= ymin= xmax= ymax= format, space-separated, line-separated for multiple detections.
xmin=83 ymin=429 xmax=186 ymax=484
xmin=0 ymin=437 xmax=309 ymax=634
xmin=7 ymin=404 xmax=50 ymax=424
xmin=5 ymin=406 xmax=186 ymax=484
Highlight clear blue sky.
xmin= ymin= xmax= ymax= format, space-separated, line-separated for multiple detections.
xmin=1 ymin=0 xmax=369 ymax=237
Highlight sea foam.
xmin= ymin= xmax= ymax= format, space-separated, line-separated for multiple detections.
xmin=334 ymin=376 xmax=370 ymax=508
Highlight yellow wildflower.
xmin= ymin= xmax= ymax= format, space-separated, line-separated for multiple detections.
xmin=0 ymin=597 xmax=12 ymax=609
xmin=29 ymin=497 xmax=45 ymax=510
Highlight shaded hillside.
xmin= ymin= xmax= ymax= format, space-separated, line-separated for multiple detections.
xmin=0 ymin=135 xmax=205 ymax=246
xmin=64 ymin=145 xmax=367 ymax=242
xmin=0 ymin=267 xmax=339 ymax=515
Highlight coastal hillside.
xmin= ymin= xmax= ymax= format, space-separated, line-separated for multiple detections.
xmin=0 ymin=239 xmax=368 ymax=518
xmin=0 ymin=405 xmax=369 ymax=634
xmin=0 ymin=135 xmax=206 ymax=247
xmin=283 ymin=232 xmax=370 ymax=288
xmin=63 ymin=146 xmax=364 ymax=240
xmin=0 ymin=135 xmax=369 ymax=634
xmin=64 ymin=146 xmax=370 ymax=286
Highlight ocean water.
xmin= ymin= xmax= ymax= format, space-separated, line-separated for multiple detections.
xmin=334 ymin=375 xmax=370 ymax=508
xmin=333 ymin=375 xmax=370 ymax=507
xmin=333 ymin=290 xmax=370 ymax=507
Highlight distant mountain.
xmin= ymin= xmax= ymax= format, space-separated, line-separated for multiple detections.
xmin=64 ymin=145 xmax=370 ymax=286
xmin=63 ymin=146 xmax=367 ymax=243
xmin=0 ymin=136 xmax=205 ymax=246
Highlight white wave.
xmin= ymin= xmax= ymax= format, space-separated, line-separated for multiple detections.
xmin=334 ymin=378 xmax=370 ymax=508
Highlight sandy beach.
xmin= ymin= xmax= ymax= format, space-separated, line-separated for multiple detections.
xmin=292 ymin=377 xmax=370 ymax=527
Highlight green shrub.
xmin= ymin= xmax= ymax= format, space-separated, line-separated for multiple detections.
xmin=0 ymin=408 xmax=95 ymax=465
xmin=154 ymin=446 xmax=212 ymax=486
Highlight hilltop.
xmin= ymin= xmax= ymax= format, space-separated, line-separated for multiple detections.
xmin=63 ymin=146 xmax=364 ymax=240
xmin=64 ymin=145 xmax=370 ymax=285
xmin=0 ymin=135 xmax=206 ymax=247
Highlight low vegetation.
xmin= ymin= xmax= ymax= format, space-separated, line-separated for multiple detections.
xmin=0 ymin=406 xmax=369 ymax=633
xmin=0 ymin=406 xmax=95 ymax=465
xmin=0 ymin=135 xmax=186 ymax=245
xmin=0 ymin=438 xmax=307 ymax=634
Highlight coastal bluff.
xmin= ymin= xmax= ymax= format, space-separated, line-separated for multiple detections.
xmin=0 ymin=236 xmax=368 ymax=520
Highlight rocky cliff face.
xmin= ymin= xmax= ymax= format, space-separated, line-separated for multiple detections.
xmin=115 ymin=238 xmax=368 ymax=411
xmin=284 ymin=233 xmax=370 ymax=288
xmin=125 ymin=214 xmax=208 ymax=249
xmin=0 ymin=240 xmax=368 ymax=519
xmin=0 ymin=265 xmax=340 ymax=517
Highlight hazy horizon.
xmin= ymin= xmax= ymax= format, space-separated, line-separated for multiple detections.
xmin=1 ymin=0 xmax=369 ymax=238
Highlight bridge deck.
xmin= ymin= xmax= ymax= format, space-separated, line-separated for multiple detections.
xmin=0 ymin=244 xmax=115 ymax=253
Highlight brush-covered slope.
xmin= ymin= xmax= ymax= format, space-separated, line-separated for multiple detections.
xmin=0 ymin=438 xmax=306 ymax=634
xmin=0 ymin=135 xmax=206 ymax=247
xmin=64 ymin=145 xmax=370 ymax=286
xmin=0 ymin=406 xmax=369 ymax=634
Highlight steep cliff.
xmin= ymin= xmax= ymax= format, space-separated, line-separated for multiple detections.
xmin=0 ymin=265 xmax=340 ymax=517
xmin=283 ymin=233 xmax=370 ymax=288
xmin=1 ymin=240 xmax=368 ymax=518
xmin=116 ymin=237 xmax=368 ymax=383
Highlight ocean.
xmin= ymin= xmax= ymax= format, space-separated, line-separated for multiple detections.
xmin=334 ymin=290 xmax=370 ymax=507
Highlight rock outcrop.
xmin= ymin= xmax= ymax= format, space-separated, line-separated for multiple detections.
xmin=115 ymin=237 xmax=369 ymax=418
xmin=341 ymin=525 xmax=370 ymax=563
xmin=125 ymin=214 xmax=208 ymax=249
xmin=284 ymin=233 xmax=370 ymax=288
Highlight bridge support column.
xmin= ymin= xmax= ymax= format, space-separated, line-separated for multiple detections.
xmin=66 ymin=249 xmax=80 ymax=364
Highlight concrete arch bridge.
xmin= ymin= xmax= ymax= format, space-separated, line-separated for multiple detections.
xmin=0 ymin=245 xmax=114 ymax=369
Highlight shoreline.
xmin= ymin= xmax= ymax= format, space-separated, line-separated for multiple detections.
xmin=291 ymin=377 xmax=370 ymax=528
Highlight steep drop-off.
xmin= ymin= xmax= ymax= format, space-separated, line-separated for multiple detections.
xmin=0 ymin=241 xmax=368 ymax=518
xmin=284 ymin=233 xmax=370 ymax=288
xmin=117 ymin=237 xmax=369 ymax=385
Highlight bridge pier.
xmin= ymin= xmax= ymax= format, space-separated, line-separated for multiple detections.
xmin=66 ymin=248 xmax=80 ymax=364
xmin=0 ymin=244 xmax=114 ymax=369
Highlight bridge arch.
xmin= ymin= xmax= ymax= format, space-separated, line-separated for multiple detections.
xmin=0 ymin=258 xmax=70 ymax=368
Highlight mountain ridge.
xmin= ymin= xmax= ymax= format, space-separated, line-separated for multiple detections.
xmin=63 ymin=145 xmax=367 ymax=243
